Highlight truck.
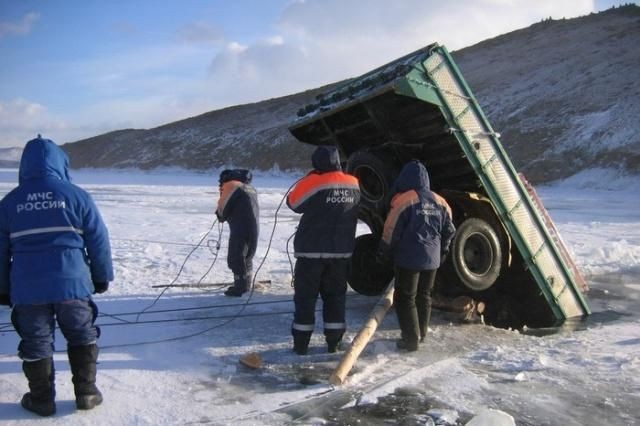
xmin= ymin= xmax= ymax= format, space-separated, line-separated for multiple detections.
xmin=288 ymin=43 xmax=590 ymax=329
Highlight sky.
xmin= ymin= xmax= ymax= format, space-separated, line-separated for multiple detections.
xmin=0 ymin=0 xmax=635 ymax=149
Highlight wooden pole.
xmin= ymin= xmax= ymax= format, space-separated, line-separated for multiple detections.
xmin=329 ymin=282 xmax=395 ymax=386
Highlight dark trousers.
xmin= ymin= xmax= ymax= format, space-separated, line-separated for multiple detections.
xmin=393 ymin=267 xmax=437 ymax=346
xmin=228 ymin=237 xmax=256 ymax=291
xmin=11 ymin=299 xmax=99 ymax=361
xmin=291 ymin=257 xmax=348 ymax=346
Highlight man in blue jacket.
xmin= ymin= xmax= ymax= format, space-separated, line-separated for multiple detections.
xmin=0 ymin=136 xmax=114 ymax=416
xmin=287 ymin=146 xmax=360 ymax=354
xmin=216 ymin=169 xmax=259 ymax=297
xmin=378 ymin=160 xmax=455 ymax=352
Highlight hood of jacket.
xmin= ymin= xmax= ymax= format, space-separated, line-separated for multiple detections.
xmin=19 ymin=136 xmax=71 ymax=184
xmin=311 ymin=145 xmax=342 ymax=172
xmin=393 ymin=160 xmax=430 ymax=198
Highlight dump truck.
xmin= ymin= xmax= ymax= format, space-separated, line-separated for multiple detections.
xmin=288 ymin=43 xmax=590 ymax=329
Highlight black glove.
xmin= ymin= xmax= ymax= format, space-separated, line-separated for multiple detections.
xmin=93 ymin=282 xmax=109 ymax=294
xmin=0 ymin=293 xmax=10 ymax=306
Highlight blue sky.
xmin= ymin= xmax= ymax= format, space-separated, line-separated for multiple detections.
xmin=0 ymin=0 xmax=633 ymax=148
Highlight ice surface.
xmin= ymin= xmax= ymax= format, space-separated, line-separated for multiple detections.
xmin=0 ymin=168 xmax=638 ymax=425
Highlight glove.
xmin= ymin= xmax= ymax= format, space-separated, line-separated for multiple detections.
xmin=0 ymin=293 xmax=10 ymax=306
xmin=93 ymin=282 xmax=109 ymax=294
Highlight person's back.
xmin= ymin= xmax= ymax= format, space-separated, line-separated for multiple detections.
xmin=1 ymin=138 xmax=112 ymax=304
xmin=286 ymin=146 xmax=360 ymax=355
xmin=216 ymin=169 xmax=259 ymax=297
xmin=382 ymin=160 xmax=454 ymax=271
xmin=0 ymin=136 xmax=113 ymax=416
xmin=287 ymin=146 xmax=360 ymax=258
xmin=378 ymin=160 xmax=455 ymax=351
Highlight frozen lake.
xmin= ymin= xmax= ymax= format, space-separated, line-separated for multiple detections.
xmin=0 ymin=168 xmax=639 ymax=425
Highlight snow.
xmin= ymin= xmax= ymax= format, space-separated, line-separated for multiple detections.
xmin=1 ymin=167 xmax=639 ymax=425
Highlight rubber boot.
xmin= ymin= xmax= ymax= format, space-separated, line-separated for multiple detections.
xmin=293 ymin=334 xmax=311 ymax=355
xmin=21 ymin=358 xmax=56 ymax=416
xmin=68 ymin=344 xmax=103 ymax=410
xmin=225 ymin=274 xmax=247 ymax=297
xmin=326 ymin=332 xmax=344 ymax=354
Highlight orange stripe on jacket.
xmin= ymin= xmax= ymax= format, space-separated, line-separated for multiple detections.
xmin=287 ymin=171 xmax=359 ymax=210
xmin=382 ymin=190 xmax=419 ymax=245
xmin=432 ymin=191 xmax=452 ymax=218
xmin=217 ymin=180 xmax=242 ymax=216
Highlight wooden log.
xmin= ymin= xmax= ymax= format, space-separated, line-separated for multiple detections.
xmin=329 ymin=283 xmax=395 ymax=386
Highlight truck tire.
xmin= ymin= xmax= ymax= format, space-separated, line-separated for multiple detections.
xmin=348 ymin=234 xmax=394 ymax=296
xmin=346 ymin=150 xmax=399 ymax=216
xmin=450 ymin=217 xmax=503 ymax=292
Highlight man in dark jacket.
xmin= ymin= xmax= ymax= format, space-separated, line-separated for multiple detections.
xmin=378 ymin=160 xmax=455 ymax=352
xmin=0 ymin=136 xmax=114 ymax=416
xmin=216 ymin=169 xmax=259 ymax=297
xmin=287 ymin=146 xmax=360 ymax=354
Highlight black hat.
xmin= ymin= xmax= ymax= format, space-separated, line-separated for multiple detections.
xmin=219 ymin=169 xmax=252 ymax=185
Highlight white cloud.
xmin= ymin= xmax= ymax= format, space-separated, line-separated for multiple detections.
xmin=0 ymin=12 xmax=40 ymax=39
xmin=1 ymin=0 xmax=604 ymax=148
xmin=0 ymin=98 xmax=66 ymax=147
xmin=201 ymin=0 xmax=597 ymax=109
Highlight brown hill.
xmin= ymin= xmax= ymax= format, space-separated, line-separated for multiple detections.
xmin=63 ymin=5 xmax=640 ymax=183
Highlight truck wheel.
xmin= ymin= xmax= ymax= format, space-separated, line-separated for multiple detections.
xmin=346 ymin=150 xmax=399 ymax=214
xmin=348 ymin=234 xmax=394 ymax=296
xmin=450 ymin=218 xmax=502 ymax=292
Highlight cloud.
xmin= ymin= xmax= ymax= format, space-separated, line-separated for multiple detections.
xmin=0 ymin=98 xmax=66 ymax=147
xmin=175 ymin=21 xmax=224 ymax=45
xmin=202 ymin=0 xmax=596 ymax=108
xmin=0 ymin=12 xmax=40 ymax=39
xmin=1 ymin=0 xmax=603 ymax=148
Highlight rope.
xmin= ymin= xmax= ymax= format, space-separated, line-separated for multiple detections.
xmin=134 ymin=217 xmax=220 ymax=322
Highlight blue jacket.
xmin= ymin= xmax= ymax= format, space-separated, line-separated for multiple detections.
xmin=0 ymin=137 xmax=114 ymax=304
xmin=287 ymin=146 xmax=360 ymax=258
xmin=380 ymin=161 xmax=455 ymax=270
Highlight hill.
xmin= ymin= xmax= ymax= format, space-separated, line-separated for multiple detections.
xmin=62 ymin=5 xmax=640 ymax=183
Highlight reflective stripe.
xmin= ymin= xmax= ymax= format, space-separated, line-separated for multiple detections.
xmin=287 ymin=172 xmax=359 ymax=210
xmin=294 ymin=252 xmax=352 ymax=258
xmin=10 ymin=226 xmax=83 ymax=239
xmin=382 ymin=190 xmax=418 ymax=245
xmin=292 ymin=322 xmax=315 ymax=331
xmin=324 ymin=322 xmax=345 ymax=330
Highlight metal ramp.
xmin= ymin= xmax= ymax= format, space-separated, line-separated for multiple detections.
xmin=420 ymin=46 xmax=589 ymax=321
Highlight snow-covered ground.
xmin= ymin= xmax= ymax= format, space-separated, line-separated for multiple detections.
xmin=0 ymin=167 xmax=638 ymax=425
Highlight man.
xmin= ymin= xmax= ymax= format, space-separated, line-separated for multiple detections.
xmin=287 ymin=146 xmax=360 ymax=354
xmin=378 ymin=160 xmax=455 ymax=352
xmin=0 ymin=136 xmax=114 ymax=416
xmin=216 ymin=169 xmax=259 ymax=297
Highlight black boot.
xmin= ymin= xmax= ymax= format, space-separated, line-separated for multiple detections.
xmin=327 ymin=340 xmax=340 ymax=353
xmin=224 ymin=286 xmax=246 ymax=297
xmin=68 ymin=344 xmax=103 ymax=410
xmin=326 ymin=332 xmax=344 ymax=354
xmin=225 ymin=275 xmax=247 ymax=297
xmin=396 ymin=339 xmax=419 ymax=352
xmin=293 ymin=334 xmax=311 ymax=355
xmin=21 ymin=358 xmax=56 ymax=416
